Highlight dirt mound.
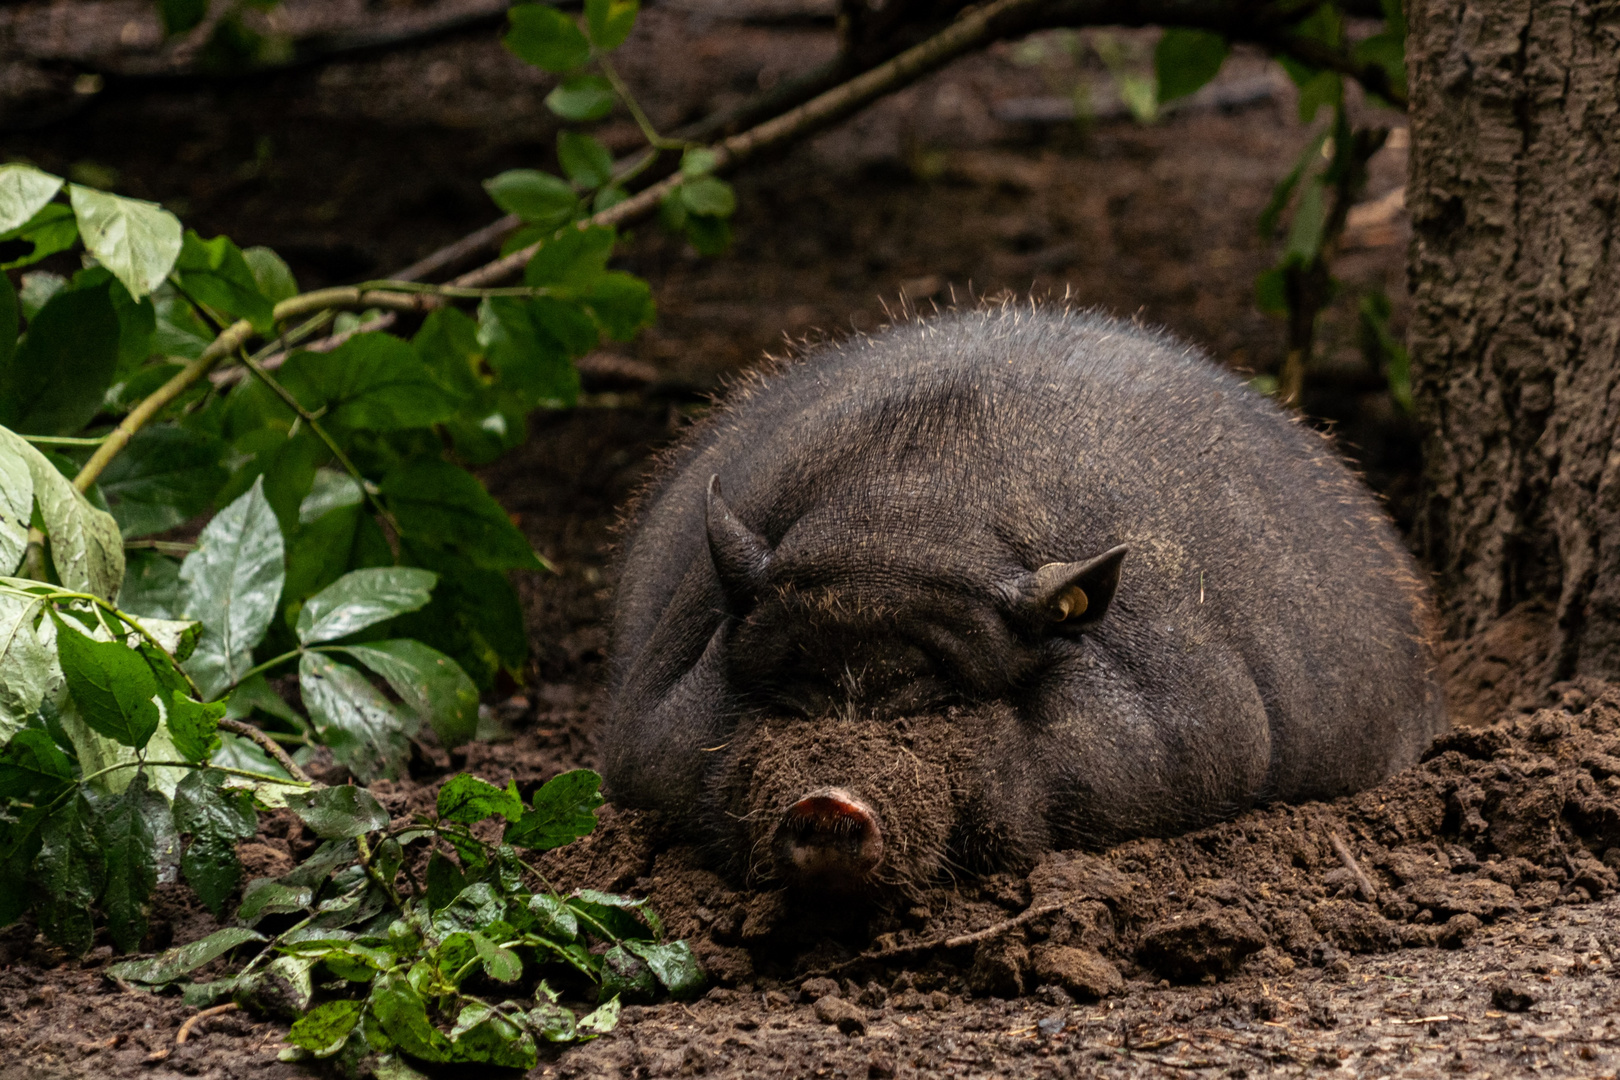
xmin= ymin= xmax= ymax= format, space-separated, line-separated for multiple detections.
xmin=548 ymin=685 xmax=1620 ymax=1000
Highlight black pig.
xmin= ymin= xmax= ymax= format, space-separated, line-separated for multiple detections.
xmin=605 ymin=307 xmax=1445 ymax=895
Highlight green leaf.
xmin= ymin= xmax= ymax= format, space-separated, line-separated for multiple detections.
xmin=0 ymin=275 xmax=14 ymax=399
xmin=546 ymin=76 xmax=615 ymax=121
xmin=30 ymin=794 xmax=107 ymax=954
xmin=471 ymin=930 xmax=522 ymax=982
xmin=505 ymin=770 xmax=602 ymax=850
xmin=95 ymin=771 xmax=176 ymax=953
xmin=0 ymin=165 xmax=64 ymax=232
xmin=503 ymin=4 xmax=590 ymax=72
xmin=570 ymin=888 xmax=658 ymax=939
xmin=0 ymin=424 xmax=27 ymax=576
xmin=680 ymin=148 xmax=717 ymax=178
xmin=174 ymin=230 xmax=276 ymax=333
xmin=576 ymin=996 xmax=620 ymax=1037
xmin=242 ymin=246 xmax=298 ymax=304
xmin=298 ymin=652 xmax=414 ymax=782
xmin=296 ymin=567 xmax=437 ymax=645
xmin=173 ymin=767 xmax=257 ymax=915
xmin=1294 ymin=69 xmax=1343 ymax=123
xmin=527 ymin=996 xmax=577 ymax=1042
xmin=0 ymin=805 xmax=48 ymax=926
xmin=0 ymin=593 xmax=51 ymax=740
xmin=0 ymin=203 xmax=80 ymax=271
xmin=283 ymin=480 xmax=390 ymax=615
xmin=1255 ymin=265 xmax=1289 ymax=315
xmin=393 ymin=543 xmax=529 ymax=688
xmin=1258 ymin=129 xmax=1330 ymax=238
xmin=477 ymin=296 xmax=583 ymax=408
xmin=2 ymin=278 xmax=121 ymax=435
xmin=0 ymin=729 xmax=74 ymax=800
xmin=371 ymin=970 xmax=454 ymax=1063
xmin=382 ymin=459 xmax=541 ymax=571
xmin=118 ymin=549 xmax=184 ymax=620
xmin=284 ymin=776 xmax=390 ymax=841
xmin=288 ymin=999 xmax=364 ymax=1058
xmin=99 ymin=425 xmax=228 ymax=539
xmin=558 ymin=132 xmax=615 ymax=190
xmin=623 ymin=939 xmax=704 ymax=999
xmin=580 ymin=272 xmax=654 ymax=340
xmin=237 ymin=877 xmax=313 ymax=924
xmin=166 ymin=691 xmax=225 ymax=762
xmin=424 ymin=851 xmax=466 ymax=912
xmin=279 ymin=333 xmax=456 ymax=433
xmin=484 ymin=170 xmax=579 ymax=230
xmin=682 ymin=213 xmax=731 ymax=257
xmin=600 ymin=944 xmax=657 ymax=1002
xmin=525 ymin=225 xmax=615 ymax=289
xmin=52 ymin=611 xmax=162 ymax=749
xmin=1154 ymin=29 xmax=1229 ymax=104
xmin=585 ymin=0 xmax=638 ymax=50
xmin=180 ymin=477 xmax=286 ymax=699
xmin=340 ymin=639 xmax=479 ymax=749
xmin=678 ymin=176 xmax=735 ymax=218
xmin=1 ymin=427 xmax=123 ymax=599
xmin=448 ymin=1000 xmax=536 ymax=1067
xmin=1285 ymin=179 xmax=1328 ymax=262
xmin=106 ymin=926 xmax=266 ymax=986
xmin=437 ymin=775 xmax=524 ymax=825
xmin=68 ymin=185 xmax=183 ymax=302
xmin=1354 ymin=33 xmax=1407 ymax=103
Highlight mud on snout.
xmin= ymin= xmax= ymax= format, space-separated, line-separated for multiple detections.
xmin=711 ymin=707 xmax=1016 ymax=900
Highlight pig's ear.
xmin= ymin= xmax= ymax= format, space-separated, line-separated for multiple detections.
xmin=1010 ymin=545 xmax=1127 ymax=632
xmin=706 ymin=475 xmax=773 ymax=608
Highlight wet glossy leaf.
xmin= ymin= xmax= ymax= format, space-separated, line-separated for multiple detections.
xmin=436 ymin=774 xmax=523 ymax=825
xmin=341 ymin=639 xmax=479 ymax=749
xmin=503 ymin=4 xmax=589 ymax=72
xmin=1155 ymin=29 xmax=1229 ymax=104
xmin=600 ymin=944 xmax=656 ymax=1002
xmin=0 ymin=592 xmax=51 ymax=740
xmin=447 ymin=1000 xmax=536 ymax=1067
xmin=370 ymin=970 xmax=453 ymax=1063
xmin=288 ymin=999 xmax=364 ymax=1057
xmin=506 ymin=769 xmax=602 ymax=851
xmin=576 ymin=996 xmax=620 ymax=1036
xmin=285 ymin=778 xmax=390 ymax=840
xmin=2 ymin=278 xmax=120 ymax=436
xmin=106 ymin=926 xmax=266 ymax=985
xmin=30 ymin=793 xmax=106 ymax=954
xmin=483 ymin=170 xmax=578 ymax=229
xmin=298 ymin=652 xmax=414 ymax=782
xmin=382 ymin=459 xmax=541 ymax=571
xmin=527 ymin=893 xmax=579 ymax=941
xmin=53 ymin=612 xmax=161 ymax=749
xmin=238 ymin=877 xmax=314 ymax=925
xmin=279 ymin=333 xmax=456 ymax=433
xmin=174 ymin=230 xmax=276 ymax=333
xmin=0 ymin=422 xmax=26 ymax=576
xmin=624 ymin=939 xmax=704 ymax=999
xmin=68 ymin=184 xmax=183 ymax=301
xmin=99 ymin=425 xmax=228 ymax=538
xmin=546 ymin=75 xmax=615 ymax=121
xmin=180 ymin=478 xmax=285 ymax=699
xmin=95 ymin=771 xmax=176 ymax=952
xmin=0 ymin=729 xmax=74 ymax=801
xmin=174 ymin=767 xmax=257 ymax=915
xmin=557 ymin=132 xmax=615 ymax=190
xmin=296 ymin=567 xmax=437 ymax=645
xmin=166 ymin=691 xmax=225 ymax=762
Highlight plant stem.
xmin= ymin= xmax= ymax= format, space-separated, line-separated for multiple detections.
xmin=23 ymin=434 xmax=108 ymax=447
xmin=218 ymin=717 xmax=314 ymax=785
xmin=224 ymin=648 xmax=305 ymax=692
xmin=599 ymin=55 xmax=686 ymax=151
xmin=355 ymin=833 xmax=403 ymax=907
xmin=78 ymin=758 xmax=307 ymax=788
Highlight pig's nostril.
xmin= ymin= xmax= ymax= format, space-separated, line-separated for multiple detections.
xmin=773 ymin=787 xmax=884 ymax=888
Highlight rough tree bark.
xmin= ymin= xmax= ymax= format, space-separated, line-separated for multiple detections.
xmin=1407 ymin=0 xmax=1620 ymax=677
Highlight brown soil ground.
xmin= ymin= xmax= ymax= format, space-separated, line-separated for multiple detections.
xmin=2 ymin=3 xmax=1589 ymax=1079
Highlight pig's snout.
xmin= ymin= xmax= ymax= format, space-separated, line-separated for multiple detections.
xmin=772 ymin=787 xmax=884 ymax=889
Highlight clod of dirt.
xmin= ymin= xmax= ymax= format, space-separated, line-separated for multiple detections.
xmin=1136 ymin=910 xmax=1268 ymax=982
xmin=1029 ymin=943 xmax=1124 ymax=1000
xmin=1310 ymin=899 xmax=1400 ymax=953
xmin=813 ymin=994 xmax=867 ymax=1035
xmin=966 ymin=937 xmax=1029 ymax=998
xmin=798 ymin=976 xmax=840 ymax=1002
xmin=1490 ymin=978 xmax=1537 ymax=1012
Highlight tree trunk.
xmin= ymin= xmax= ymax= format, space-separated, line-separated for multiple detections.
xmin=1407 ymin=0 xmax=1620 ymax=677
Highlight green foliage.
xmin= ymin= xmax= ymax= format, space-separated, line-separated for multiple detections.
xmin=110 ymin=768 xmax=699 ymax=1074
xmin=1153 ymin=29 xmax=1228 ymax=104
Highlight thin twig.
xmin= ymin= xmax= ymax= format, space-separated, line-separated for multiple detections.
xmin=176 ymin=1003 xmax=239 ymax=1044
xmin=1329 ymin=831 xmax=1379 ymax=903
xmin=801 ymin=901 xmax=1063 ymax=979
xmin=218 ymin=718 xmax=314 ymax=785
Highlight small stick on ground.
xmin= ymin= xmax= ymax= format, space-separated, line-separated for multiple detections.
xmin=801 ymin=901 xmax=1063 ymax=980
xmin=218 ymin=718 xmax=315 ymax=786
xmin=1329 ymin=831 xmax=1379 ymax=903
xmin=177 ymin=1003 xmax=240 ymax=1045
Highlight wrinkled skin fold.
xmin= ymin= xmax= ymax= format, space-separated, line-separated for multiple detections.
xmin=605 ymin=307 xmax=1446 ymax=896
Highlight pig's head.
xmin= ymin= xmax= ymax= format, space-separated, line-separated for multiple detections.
xmin=701 ymin=476 xmax=1126 ymax=898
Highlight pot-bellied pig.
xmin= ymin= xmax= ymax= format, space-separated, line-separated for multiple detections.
xmin=604 ymin=306 xmax=1445 ymax=896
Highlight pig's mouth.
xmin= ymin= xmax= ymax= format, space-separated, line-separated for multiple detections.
xmin=771 ymin=787 xmax=885 ymax=892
